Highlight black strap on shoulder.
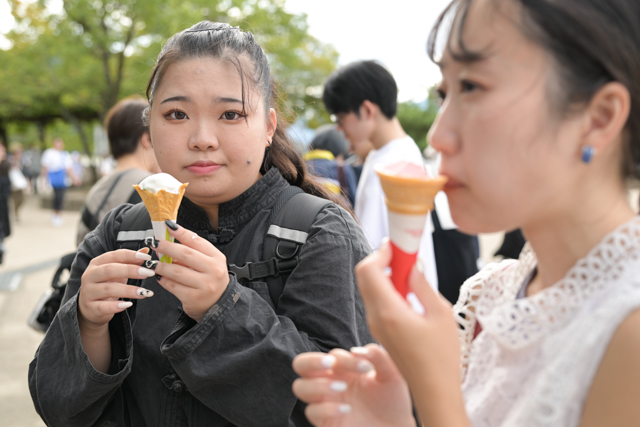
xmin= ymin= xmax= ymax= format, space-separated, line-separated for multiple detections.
xmin=81 ymin=171 xmax=129 ymax=232
xmin=228 ymin=186 xmax=332 ymax=308
xmin=116 ymin=203 xmax=154 ymax=252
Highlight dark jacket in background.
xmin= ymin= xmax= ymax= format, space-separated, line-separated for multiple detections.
xmin=29 ymin=168 xmax=373 ymax=427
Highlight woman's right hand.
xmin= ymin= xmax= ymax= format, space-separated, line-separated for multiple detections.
xmin=292 ymin=344 xmax=416 ymax=427
xmin=78 ymin=247 xmax=156 ymax=329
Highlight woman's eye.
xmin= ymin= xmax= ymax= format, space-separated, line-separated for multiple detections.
xmin=436 ymin=89 xmax=446 ymax=103
xmin=460 ymin=80 xmax=478 ymax=93
xmin=222 ymin=111 xmax=243 ymax=120
xmin=165 ymin=110 xmax=187 ymax=120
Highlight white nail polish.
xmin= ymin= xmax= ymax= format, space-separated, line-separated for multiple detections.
xmin=138 ymin=268 xmax=156 ymax=277
xmin=320 ymin=355 xmax=336 ymax=369
xmin=350 ymin=347 xmax=369 ymax=356
xmin=117 ymin=301 xmax=133 ymax=309
xmin=330 ymin=381 xmax=347 ymax=392
xmin=357 ymin=360 xmax=374 ymax=373
xmin=135 ymin=251 xmax=152 ymax=261
xmin=136 ymin=288 xmax=154 ymax=297
xmin=337 ymin=404 xmax=351 ymax=414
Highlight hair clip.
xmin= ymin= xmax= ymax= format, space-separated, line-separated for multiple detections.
xmin=184 ymin=26 xmax=239 ymax=34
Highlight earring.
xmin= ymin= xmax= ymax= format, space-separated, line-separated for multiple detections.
xmin=581 ymin=145 xmax=595 ymax=164
xmin=266 ymin=139 xmax=272 ymax=147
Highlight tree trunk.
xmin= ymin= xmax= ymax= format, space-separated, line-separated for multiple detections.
xmin=0 ymin=122 xmax=7 ymax=147
xmin=37 ymin=121 xmax=47 ymax=150
xmin=60 ymin=108 xmax=98 ymax=184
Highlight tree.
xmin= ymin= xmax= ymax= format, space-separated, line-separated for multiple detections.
xmin=2 ymin=0 xmax=338 ymax=160
xmin=396 ymin=86 xmax=441 ymax=152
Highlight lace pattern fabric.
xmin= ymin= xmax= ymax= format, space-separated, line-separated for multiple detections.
xmin=454 ymin=217 xmax=640 ymax=426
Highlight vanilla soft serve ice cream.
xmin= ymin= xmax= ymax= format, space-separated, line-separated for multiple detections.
xmin=134 ymin=173 xmax=188 ymax=263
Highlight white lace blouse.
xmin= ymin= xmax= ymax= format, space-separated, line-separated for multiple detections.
xmin=454 ymin=217 xmax=640 ymax=426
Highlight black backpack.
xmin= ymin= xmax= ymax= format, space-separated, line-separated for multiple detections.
xmin=29 ymin=187 xmax=330 ymax=332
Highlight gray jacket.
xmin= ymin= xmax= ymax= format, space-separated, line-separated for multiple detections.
xmin=29 ymin=169 xmax=373 ymax=427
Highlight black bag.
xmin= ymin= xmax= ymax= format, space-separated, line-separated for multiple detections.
xmin=28 ymin=252 xmax=76 ymax=332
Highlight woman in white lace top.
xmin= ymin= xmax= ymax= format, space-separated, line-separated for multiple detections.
xmin=291 ymin=0 xmax=640 ymax=426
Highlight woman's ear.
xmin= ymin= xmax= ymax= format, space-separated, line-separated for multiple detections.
xmin=267 ymin=108 xmax=277 ymax=143
xmin=140 ymin=132 xmax=153 ymax=150
xmin=581 ymin=82 xmax=630 ymax=153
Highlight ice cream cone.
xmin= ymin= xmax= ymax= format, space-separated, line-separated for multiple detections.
xmin=134 ymin=178 xmax=188 ymax=263
xmin=375 ymin=162 xmax=447 ymax=299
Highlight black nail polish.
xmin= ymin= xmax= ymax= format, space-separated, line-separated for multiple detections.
xmin=145 ymin=237 xmax=160 ymax=248
xmin=155 ymin=274 xmax=162 ymax=281
xmin=165 ymin=219 xmax=178 ymax=231
xmin=144 ymin=260 xmax=158 ymax=270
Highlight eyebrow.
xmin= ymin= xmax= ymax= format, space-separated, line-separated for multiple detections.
xmin=159 ymin=95 xmax=243 ymax=105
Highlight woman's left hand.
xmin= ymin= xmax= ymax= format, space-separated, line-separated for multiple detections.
xmin=152 ymin=221 xmax=229 ymax=322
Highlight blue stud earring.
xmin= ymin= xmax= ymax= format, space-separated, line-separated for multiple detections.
xmin=581 ymin=146 xmax=595 ymax=164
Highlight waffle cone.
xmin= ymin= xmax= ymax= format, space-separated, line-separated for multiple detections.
xmin=376 ymin=168 xmax=447 ymax=215
xmin=133 ymin=183 xmax=188 ymax=221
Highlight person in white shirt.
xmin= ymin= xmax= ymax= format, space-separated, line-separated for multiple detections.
xmin=41 ymin=138 xmax=80 ymax=226
xmin=322 ymin=60 xmax=439 ymax=288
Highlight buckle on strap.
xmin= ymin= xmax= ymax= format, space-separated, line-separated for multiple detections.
xmin=228 ymin=259 xmax=278 ymax=281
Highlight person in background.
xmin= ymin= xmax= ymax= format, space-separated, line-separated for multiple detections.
xmin=345 ymin=138 xmax=373 ymax=185
xmin=0 ymin=144 xmax=11 ymax=263
xmin=76 ymin=96 xmax=160 ymax=246
xmin=322 ymin=60 xmax=439 ymax=288
xmin=41 ymin=138 xmax=81 ymax=226
xmin=304 ymin=124 xmax=358 ymax=207
xmin=8 ymin=142 xmax=27 ymax=222
xmin=21 ymin=144 xmax=41 ymax=194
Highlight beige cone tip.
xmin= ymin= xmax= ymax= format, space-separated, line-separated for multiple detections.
xmin=134 ymin=182 xmax=189 ymax=221
xmin=375 ymin=168 xmax=447 ymax=214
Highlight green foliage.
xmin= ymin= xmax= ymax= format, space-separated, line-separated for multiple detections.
xmin=1 ymin=0 xmax=338 ymax=152
xmin=397 ymin=88 xmax=440 ymax=152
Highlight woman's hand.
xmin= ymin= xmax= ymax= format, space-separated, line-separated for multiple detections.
xmin=354 ymin=241 xmax=470 ymax=427
xmin=79 ymin=247 xmax=156 ymax=329
xmin=292 ymin=344 xmax=416 ymax=427
xmin=151 ymin=221 xmax=230 ymax=322
xmin=78 ymin=247 xmax=157 ymax=373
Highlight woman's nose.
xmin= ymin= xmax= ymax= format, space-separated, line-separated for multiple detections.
xmin=427 ymin=101 xmax=459 ymax=156
xmin=188 ymin=120 xmax=219 ymax=151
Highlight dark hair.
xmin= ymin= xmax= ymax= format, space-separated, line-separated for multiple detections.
xmin=428 ymin=0 xmax=640 ymax=179
xmin=104 ymin=96 xmax=149 ymax=159
xmin=145 ymin=21 xmax=345 ymax=207
xmin=309 ymin=124 xmax=349 ymax=158
xmin=322 ymin=60 xmax=398 ymax=119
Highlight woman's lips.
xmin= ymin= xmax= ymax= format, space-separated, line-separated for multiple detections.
xmin=440 ymin=174 xmax=464 ymax=190
xmin=187 ymin=161 xmax=222 ymax=174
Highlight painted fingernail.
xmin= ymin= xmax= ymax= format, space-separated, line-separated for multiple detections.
xmin=165 ymin=219 xmax=178 ymax=231
xmin=416 ymin=259 xmax=425 ymax=274
xmin=138 ymin=268 xmax=156 ymax=277
xmin=357 ymin=360 xmax=374 ymax=373
xmin=144 ymin=260 xmax=158 ymax=270
xmin=155 ymin=274 xmax=162 ymax=281
xmin=136 ymin=288 xmax=154 ymax=297
xmin=135 ymin=250 xmax=152 ymax=261
xmin=144 ymin=237 xmax=160 ymax=248
xmin=330 ymin=381 xmax=347 ymax=392
xmin=350 ymin=347 xmax=369 ymax=356
xmin=337 ymin=404 xmax=351 ymax=414
xmin=118 ymin=301 xmax=133 ymax=309
xmin=321 ymin=355 xmax=336 ymax=369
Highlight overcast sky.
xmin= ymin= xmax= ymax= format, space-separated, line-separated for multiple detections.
xmin=0 ymin=0 xmax=451 ymax=101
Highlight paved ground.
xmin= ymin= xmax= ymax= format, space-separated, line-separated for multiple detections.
xmin=0 ymin=193 xmax=80 ymax=427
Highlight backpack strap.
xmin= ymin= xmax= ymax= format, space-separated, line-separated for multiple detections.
xmin=116 ymin=203 xmax=154 ymax=251
xmin=80 ymin=170 xmax=129 ymax=232
xmin=228 ymin=186 xmax=332 ymax=308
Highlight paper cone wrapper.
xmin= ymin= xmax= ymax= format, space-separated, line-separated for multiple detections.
xmin=388 ymin=211 xmax=428 ymax=298
xmin=134 ymin=183 xmax=188 ymax=263
xmin=376 ymin=166 xmax=447 ymax=298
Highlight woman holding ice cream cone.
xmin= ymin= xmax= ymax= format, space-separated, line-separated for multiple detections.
xmin=29 ymin=22 xmax=373 ymax=427
xmin=293 ymin=0 xmax=640 ymax=426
